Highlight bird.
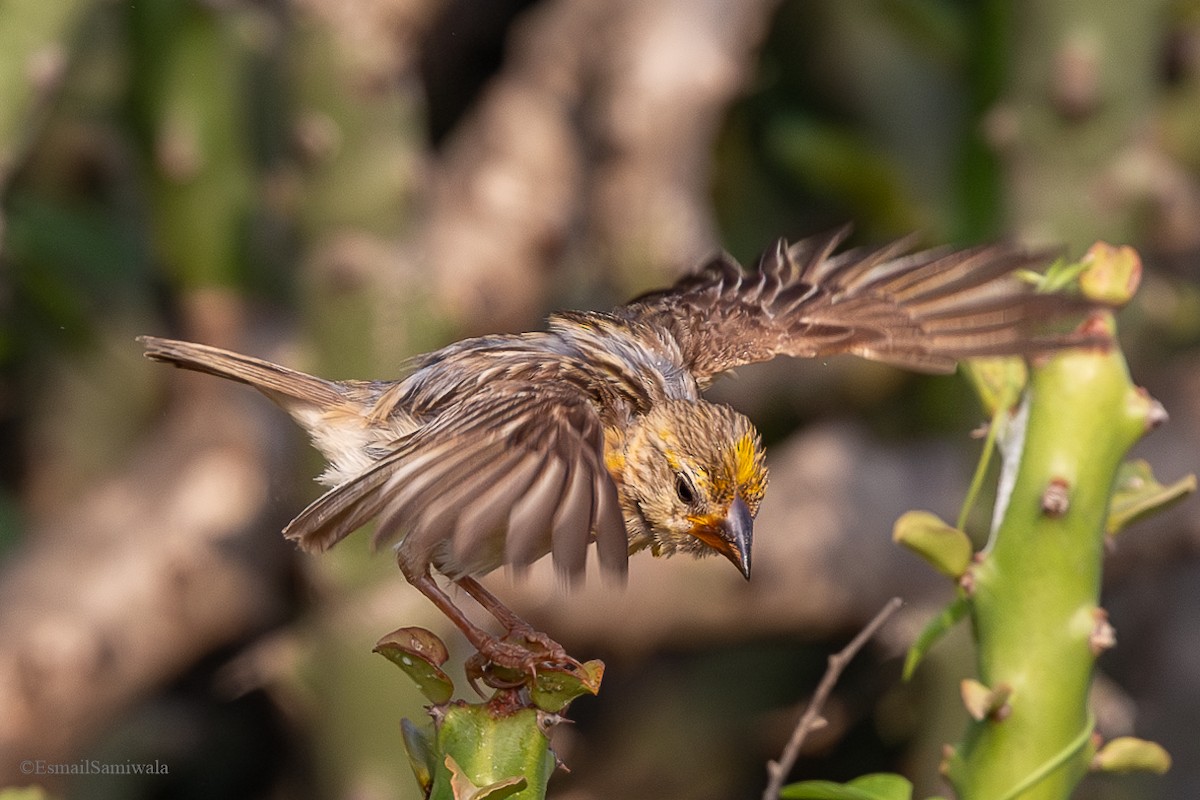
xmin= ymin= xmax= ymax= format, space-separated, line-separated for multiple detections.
xmin=140 ymin=227 xmax=1103 ymax=675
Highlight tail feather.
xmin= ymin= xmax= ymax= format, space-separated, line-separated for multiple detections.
xmin=138 ymin=336 xmax=345 ymax=408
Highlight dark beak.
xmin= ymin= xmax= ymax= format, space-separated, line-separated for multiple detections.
xmin=721 ymin=496 xmax=754 ymax=580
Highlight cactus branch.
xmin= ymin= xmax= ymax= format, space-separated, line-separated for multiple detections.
xmin=949 ymin=313 xmax=1164 ymax=799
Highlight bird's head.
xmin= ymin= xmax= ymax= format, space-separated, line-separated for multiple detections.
xmin=618 ymin=399 xmax=768 ymax=578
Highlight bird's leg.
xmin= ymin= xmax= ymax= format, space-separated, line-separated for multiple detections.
xmin=455 ymin=575 xmax=578 ymax=668
xmin=398 ymin=560 xmax=564 ymax=677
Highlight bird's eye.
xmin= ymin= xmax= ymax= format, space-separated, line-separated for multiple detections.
xmin=675 ymin=474 xmax=697 ymax=505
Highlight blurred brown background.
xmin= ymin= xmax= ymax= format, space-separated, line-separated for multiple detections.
xmin=1 ymin=0 xmax=1199 ymax=798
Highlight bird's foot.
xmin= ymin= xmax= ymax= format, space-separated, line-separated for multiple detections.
xmin=464 ymin=628 xmax=582 ymax=693
xmin=502 ymin=622 xmax=579 ymax=666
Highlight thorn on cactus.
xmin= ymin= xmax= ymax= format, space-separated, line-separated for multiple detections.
xmin=1138 ymin=389 xmax=1169 ymax=431
xmin=1040 ymin=477 xmax=1071 ymax=517
xmin=1090 ymin=609 xmax=1117 ymax=655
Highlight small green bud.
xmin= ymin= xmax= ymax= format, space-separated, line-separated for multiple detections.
xmin=1078 ymin=242 xmax=1142 ymax=304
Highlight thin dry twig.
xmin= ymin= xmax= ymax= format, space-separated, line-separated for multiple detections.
xmin=762 ymin=596 xmax=905 ymax=800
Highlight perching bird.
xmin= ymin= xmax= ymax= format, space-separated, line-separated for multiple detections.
xmin=140 ymin=227 xmax=1102 ymax=672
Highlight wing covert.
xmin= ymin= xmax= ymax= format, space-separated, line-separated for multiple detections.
xmin=284 ymin=383 xmax=628 ymax=583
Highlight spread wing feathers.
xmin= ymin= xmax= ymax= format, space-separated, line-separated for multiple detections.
xmin=283 ymin=384 xmax=628 ymax=583
xmin=622 ymin=227 xmax=1097 ymax=381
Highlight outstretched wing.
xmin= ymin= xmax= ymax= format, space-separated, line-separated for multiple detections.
xmin=621 ymin=227 xmax=1100 ymax=383
xmin=284 ymin=382 xmax=628 ymax=584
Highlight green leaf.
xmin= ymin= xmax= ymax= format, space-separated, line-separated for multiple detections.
xmin=529 ymin=659 xmax=605 ymax=713
xmin=1024 ymin=256 xmax=1081 ymax=293
xmin=401 ymin=717 xmax=438 ymax=793
xmin=961 ymin=357 xmax=1028 ymax=416
xmin=0 ymin=789 xmax=50 ymax=800
xmin=1092 ymin=737 xmax=1172 ymax=775
xmin=893 ymin=511 xmax=973 ymax=578
xmin=903 ymin=594 xmax=970 ymax=680
xmin=374 ymin=626 xmax=455 ymax=704
xmin=847 ymin=774 xmax=913 ymax=799
xmin=1107 ymin=459 xmax=1196 ymax=536
xmin=780 ymin=772 xmax=912 ymax=800
xmin=444 ymin=754 xmax=528 ymax=800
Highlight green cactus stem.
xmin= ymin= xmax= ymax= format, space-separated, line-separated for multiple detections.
xmin=947 ymin=311 xmax=1165 ymax=799
xmin=376 ymin=627 xmax=602 ymax=800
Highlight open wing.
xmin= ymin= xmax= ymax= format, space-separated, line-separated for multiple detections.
xmin=285 ymin=383 xmax=627 ymax=583
xmin=621 ymin=227 xmax=1100 ymax=384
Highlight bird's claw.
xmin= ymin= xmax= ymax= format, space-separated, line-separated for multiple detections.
xmin=504 ymin=623 xmax=580 ymax=668
xmin=463 ymin=629 xmax=582 ymax=694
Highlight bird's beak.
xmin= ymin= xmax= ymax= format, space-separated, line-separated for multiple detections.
xmin=721 ymin=496 xmax=754 ymax=580
xmin=689 ymin=496 xmax=755 ymax=580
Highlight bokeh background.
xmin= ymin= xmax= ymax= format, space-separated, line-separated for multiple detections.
xmin=2 ymin=0 xmax=1199 ymax=798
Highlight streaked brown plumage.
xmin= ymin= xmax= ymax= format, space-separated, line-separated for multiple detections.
xmin=140 ymin=227 xmax=1103 ymax=671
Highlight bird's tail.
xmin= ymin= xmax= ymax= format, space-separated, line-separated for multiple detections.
xmin=138 ymin=335 xmax=346 ymax=409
